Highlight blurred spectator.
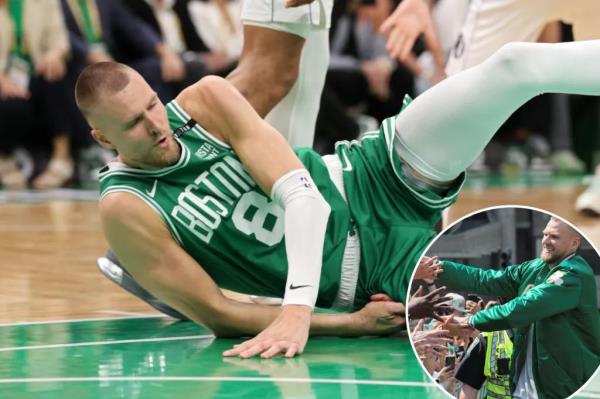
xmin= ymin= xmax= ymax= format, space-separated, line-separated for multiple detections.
xmin=61 ymin=0 xmax=183 ymax=101
xmin=0 ymin=0 xmax=73 ymax=189
xmin=411 ymin=290 xmax=515 ymax=399
xmin=411 ymin=312 xmax=460 ymax=394
xmin=123 ymin=0 xmax=240 ymax=88
xmin=465 ymin=295 xmax=483 ymax=315
xmin=443 ymin=293 xmax=468 ymax=317
xmin=187 ymin=0 xmax=243 ymax=67
xmin=61 ymin=0 xmax=190 ymax=185
xmin=454 ymin=301 xmax=513 ymax=399
xmin=314 ymin=0 xmax=414 ymax=153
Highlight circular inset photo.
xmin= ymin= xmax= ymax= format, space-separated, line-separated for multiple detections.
xmin=407 ymin=206 xmax=600 ymax=399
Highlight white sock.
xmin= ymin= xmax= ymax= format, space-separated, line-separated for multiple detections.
xmin=394 ymin=40 xmax=600 ymax=182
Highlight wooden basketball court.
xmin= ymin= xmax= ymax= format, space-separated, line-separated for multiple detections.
xmin=0 ymin=182 xmax=599 ymax=398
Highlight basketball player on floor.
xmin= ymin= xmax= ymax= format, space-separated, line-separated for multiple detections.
xmin=76 ymin=39 xmax=600 ymax=358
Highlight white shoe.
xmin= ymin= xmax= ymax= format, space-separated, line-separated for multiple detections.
xmin=550 ymin=150 xmax=586 ymax=174
xmin=575 ymin=175 xmax=600 ymax=215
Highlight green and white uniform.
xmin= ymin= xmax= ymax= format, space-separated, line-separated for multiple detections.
xmin=99 ymin=96 xmax=464 ymax=310
xmin=439 ymin=255 xmax=600 ymax=399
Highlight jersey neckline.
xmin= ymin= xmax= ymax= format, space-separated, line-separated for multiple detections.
xmin=98 ymin=136 xmax=191 ymax=180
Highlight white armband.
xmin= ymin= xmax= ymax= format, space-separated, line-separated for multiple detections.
xmin=271 ymin=169 xmax=331 ymax=308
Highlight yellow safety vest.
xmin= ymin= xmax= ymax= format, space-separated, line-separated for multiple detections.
xmin=483 ymin=330 xmax=513 ymax=399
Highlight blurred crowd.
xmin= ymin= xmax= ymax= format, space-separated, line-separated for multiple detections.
xmin=410 ymin=285 xmax=510 ymax=399
xmin=0 ymin=0 xmax=241 ymax=189
xmin=0 ymin=0 xmax=598 ymax=190
xmin=409 ymin=255 xmax=513 ymax=399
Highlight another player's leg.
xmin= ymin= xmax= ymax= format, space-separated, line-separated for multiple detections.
xmin=265 ymin=28 xmax=330 ymax=147
xmin=226 ymin=25 xmax=304 ymax=120
xmin=394 ymin=40 xmax=600 ymax=185
xmin=575 ymin=164 xmax=600 ymax=216
xmin=566 ymin=0 xmax=600 ymax=41
xmin=563 ymin=2 xmax=600 ymax=215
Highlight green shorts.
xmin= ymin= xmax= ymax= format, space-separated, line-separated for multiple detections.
xmin=333 ymin=97 xmax=466 ymax=307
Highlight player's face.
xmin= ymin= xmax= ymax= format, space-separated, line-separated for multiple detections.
xmin=92 ymin=72 xmax=180 ymax=169
xmin=540 ymin=220 xmax=578 ymax=265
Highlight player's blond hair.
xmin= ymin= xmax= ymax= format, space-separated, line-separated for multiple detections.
xmin=548 ymin=216 xmax=581 ymax=248
xmin=75 ymin=62 xmax=132 ymax=123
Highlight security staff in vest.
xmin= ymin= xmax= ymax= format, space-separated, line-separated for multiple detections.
xmin=455 ymin=300 xmax=514 ymax=399
xmin=435 ymin=217 xmax=600 ymax=399
xmin=481 ymin=329 xmax=513 ymax=399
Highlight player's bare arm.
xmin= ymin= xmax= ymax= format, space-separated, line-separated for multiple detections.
xmin=176 ymin=76 xmax=331 ymax=358
xmin=100 ymin=191 xmax=405 ymax=343
xmin=176 ymin=76 xmax=305 ymax=192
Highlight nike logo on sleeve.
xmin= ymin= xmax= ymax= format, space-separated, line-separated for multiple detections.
xmin=289 ymin=283 xmax=312 ymax=290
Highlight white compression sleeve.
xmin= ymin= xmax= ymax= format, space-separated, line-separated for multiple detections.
xmin=394 ymin=40 xmax=600 ymax=183
xmin=271 ymin=169 xmax=331 ymax=308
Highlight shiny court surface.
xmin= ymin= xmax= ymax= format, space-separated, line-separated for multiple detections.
xmin=1 ymin=179 xmax=600 ymax=399
xmin=0 ymin=317 xmax=442 ymax=399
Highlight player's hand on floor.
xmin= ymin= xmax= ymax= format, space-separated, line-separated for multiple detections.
xmin=353 ymin=299 xmax=406 ymax=335
xmin=408 ymin=285 xmax=451 ymax=321
xmin=222 ymin=305 xmax=311 ymax=359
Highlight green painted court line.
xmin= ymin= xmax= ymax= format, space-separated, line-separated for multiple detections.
xmin=0 ymin=334 xmax=214 ymax=352
xmin=0 ymin=315 xmax=166 ymax=328
xmin=0 ymin=376 xmax=436 ymax=387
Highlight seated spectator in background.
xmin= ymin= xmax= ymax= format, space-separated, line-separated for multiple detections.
xmin=122 ymin=0 xmax=239 ymax=89
xmin=60 ymin=0 xmax=190 ymax=185
xmin=61 ymin=0 xmax=184 ymax=101
xmin=0 ymin=0 xmax=73 ymax=189
xmin=187 ymin=0 xmax=243 ymax=71
xmin=315 ymin=0 xmax=414 ymax=153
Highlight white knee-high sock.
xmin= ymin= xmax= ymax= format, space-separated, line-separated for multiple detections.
xmin=395 ymin=40 xmax=600 ymax=182
xmin=266 ymin=29 xmax=330 ymax=148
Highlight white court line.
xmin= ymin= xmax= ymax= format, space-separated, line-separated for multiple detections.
xmin=0 ymin=376 xmax=436 ymax=387
xmin=0 ymin=314 xmax=166 ymax=328
xmin=96 ymin=310 xmax=164 ymax=317
xmin=0 ymin=335 xmax=213 ymax=352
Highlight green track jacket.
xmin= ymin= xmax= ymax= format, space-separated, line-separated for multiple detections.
xmin=438 ymin=255 xmax=600 ymax=399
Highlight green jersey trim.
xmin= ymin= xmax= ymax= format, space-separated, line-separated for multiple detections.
xmin=382 ymin=116 xmax=463 ymax=208
xmin=166 ymin=101 xmax=231 ymax=150
xmin=98 ymin=138 xmax=191 ymax=182
xmin=100 ymin=186 xmax=184 ymax=245
xmin=334 ymin=131 xmax=379 ymax=152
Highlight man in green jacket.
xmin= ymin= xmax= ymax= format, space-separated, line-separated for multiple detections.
xmin=435 ymin=217 xmax=600 ymax=399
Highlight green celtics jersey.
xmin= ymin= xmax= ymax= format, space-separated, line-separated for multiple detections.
xmin=333 ymin=95 xmax=464 ymax=307
xmin=99 ymin=100 xmax=351 ymax=308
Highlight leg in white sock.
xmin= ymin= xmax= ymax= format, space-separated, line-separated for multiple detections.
xmin=267 ymin=29 xmax=330 ymax=148
xmin=395 ymin=40 xmax=600 ymax=183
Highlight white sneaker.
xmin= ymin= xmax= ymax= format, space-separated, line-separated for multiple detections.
xmin=575 ymin=175 xmax=600 ymax=215
xmin=550 ymin=150 xmax=586 ymax=175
